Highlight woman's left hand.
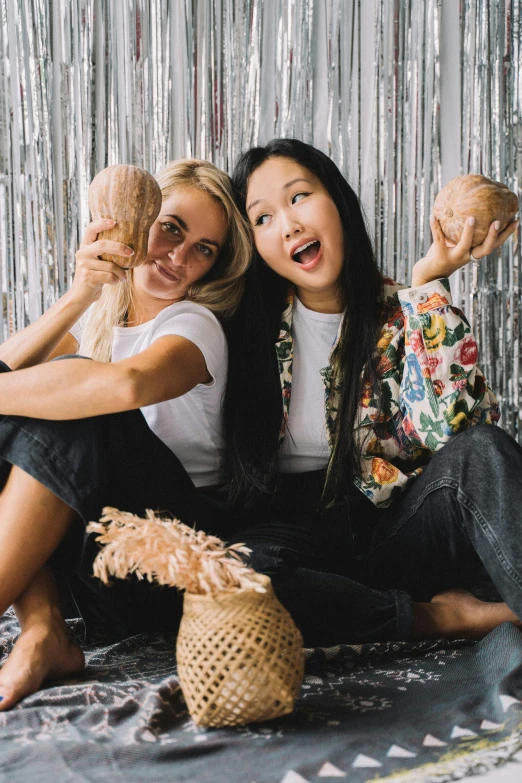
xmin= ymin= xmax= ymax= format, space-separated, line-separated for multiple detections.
xmin=411 ymin=216 xmax=519 ymax=288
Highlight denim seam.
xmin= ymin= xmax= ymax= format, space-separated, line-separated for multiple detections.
xmin=371 ymin=473 xmax=522 ymax=596
xmin=369 ymin=476 xmax=460 ymax=553
xmin=7 ymin=420 xmax=84 ymax=479
xmin=394 ymin=589 xmax=414 ymax=640
xmin=1 ymin=421 xmax=102 ymax=516
xmin=456 ymin=487 xmax=522 ymax=591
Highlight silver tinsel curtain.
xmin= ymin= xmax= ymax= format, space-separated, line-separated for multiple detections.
xmin=0 ymin=0 xmax=520 ymax=436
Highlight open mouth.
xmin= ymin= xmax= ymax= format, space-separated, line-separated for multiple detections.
xmin=292 ymin=240 xmax=321 ymax=265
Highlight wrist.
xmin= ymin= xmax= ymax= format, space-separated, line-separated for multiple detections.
xmin=411 ymin=259 xmax=438 ymax=288
xmin=63 ymin=285 xmax=98 ymax=311
xmin=59 ymin=289 xmax=95 ymax=326
xmin=411 ymin=272 xmax=431 ymax=288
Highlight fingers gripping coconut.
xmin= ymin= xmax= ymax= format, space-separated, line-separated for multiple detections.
xmin=71 ymin=165 xmax=163 ymax=309
xmin=411 ymin=174 xmax=519 ymax=287
xmin=433 ymin=175 xmax=518 ymax=247
xmin=88 ymin=164 xmax=163 ymax=269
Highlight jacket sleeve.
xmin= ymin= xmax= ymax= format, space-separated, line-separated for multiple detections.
xmin=397 ymin=277 xmax=500 ymax=451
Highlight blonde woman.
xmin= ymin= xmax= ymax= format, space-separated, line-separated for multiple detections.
xmin=0 ymin=159 xmax=251 ymax=709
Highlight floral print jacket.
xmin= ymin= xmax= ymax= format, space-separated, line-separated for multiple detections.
xmin=275 ymin=277 xmax=500 ymax=507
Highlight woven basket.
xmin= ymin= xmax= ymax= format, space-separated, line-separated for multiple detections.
xmin=176 ymin=575 xmax=305 ymax=727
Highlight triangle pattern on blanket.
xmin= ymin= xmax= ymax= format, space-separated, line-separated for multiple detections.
xmin=480 ymin=719 xmax=504 ymax=730
xmin=451 ymin=725 xmax=478 ymax=738
xmin=387 ymin=744 xmax=416 ymax=758
xmin=352 ymin=754 xmax=382 ymax=768
xmin=500 ymin=695 xmax=520 ymax=712
xmin=280 ymin=772 xmax=311 ymax=783
xmin=423 ymin=733 xmax=447 ymax=747
xmin=318 ymin=762 xmax=347 ymax=777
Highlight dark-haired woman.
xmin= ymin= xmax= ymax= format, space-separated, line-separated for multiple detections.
xmin=224 ymin=138 xmax=521 ymax=647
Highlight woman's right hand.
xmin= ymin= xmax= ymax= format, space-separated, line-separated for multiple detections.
xmin=70 ymin=219 xmax=134 ymax=303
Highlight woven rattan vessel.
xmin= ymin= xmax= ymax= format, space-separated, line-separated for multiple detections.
xmin=176 ymin=575 xmax=304 ymax=727
xmin=88 ymin=507 xmax=305 ymax=728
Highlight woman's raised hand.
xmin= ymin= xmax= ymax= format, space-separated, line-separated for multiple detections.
xmin=411 ymin=216 xmax=519 ymax=288
xmin=71 ymin=219 xmax=134 ymax=303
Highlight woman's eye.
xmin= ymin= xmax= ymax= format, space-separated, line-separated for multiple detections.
xmin=197 ymin=244 xmax=213 ymax=257
xmin=163 ymin=222 xmax=181 ymax=235
xmin=292 ymin=191 xmax=310 ymax=204
xmin=254 ymin=213 xmax=270 ymax=226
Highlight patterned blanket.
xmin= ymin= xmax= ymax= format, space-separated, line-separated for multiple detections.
xmin=1 ymin=610 xmax=522 ymax=783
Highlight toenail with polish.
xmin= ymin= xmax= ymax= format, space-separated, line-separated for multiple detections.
xmin=0 ymin=696 xmax=4 ymax=702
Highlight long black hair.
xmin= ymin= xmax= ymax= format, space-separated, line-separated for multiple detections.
xmin=224 ymin=138 xmax=383 ymax=506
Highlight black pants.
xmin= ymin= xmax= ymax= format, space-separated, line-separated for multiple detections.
xmin=1 ymin=356 xmax=520 ymax=647
xmin=228 ymin=426 xmax=522 ymax=648
xmin=0 ymin=359 xmax=232 ymax=642
xmin=368 ymin=425 xmax=521 ymax=605
xmin=227 ymin=471 xmax=412 ymax=647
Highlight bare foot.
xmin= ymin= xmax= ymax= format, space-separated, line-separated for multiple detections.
xmin=0 ymin=617 xmax=85 ymax=710
xmin=413 ymin=588 xmax=522 ymax=640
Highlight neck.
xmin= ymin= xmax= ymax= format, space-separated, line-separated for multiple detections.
xmin=126 ymin=291 xmax=184 ymax=326
xmin=296 ymin=285 xmax=344 ymax=314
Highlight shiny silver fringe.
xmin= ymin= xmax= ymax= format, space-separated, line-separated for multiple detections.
xmin=0 ymin=1 xmax=520 ymax=437
xmin=459 ymin=0 xmax=522 ymax=437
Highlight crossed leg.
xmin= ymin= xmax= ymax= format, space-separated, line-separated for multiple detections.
xmin=0 ymin=465 xmax=85 ymax=709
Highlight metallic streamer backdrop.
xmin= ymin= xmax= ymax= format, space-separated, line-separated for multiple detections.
xmin=458 ymin=0 xmax=522 ymax=438
xmin=0 ymin=1 xmax=520 ymax=436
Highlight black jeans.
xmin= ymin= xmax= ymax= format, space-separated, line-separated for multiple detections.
xmin=227 ymin=471 xmax=413 ymax=647
xmin=2 ymin=354 xmax=520 ymax=647
xmin=369 ymin=425 xmax=522 ymax=609
xmin=228 ymin=426 xmax=522 ymax=648
xmin=0 ymin=358 xmax=231 ymax=641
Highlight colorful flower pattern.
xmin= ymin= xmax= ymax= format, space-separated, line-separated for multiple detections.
xmin=275 ymin=277 xmax=500 ymax=507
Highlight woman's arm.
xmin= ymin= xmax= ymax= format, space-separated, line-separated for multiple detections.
xmin=411 ymin=215 xmax=518 ymax=287
xmin=47 ymin=332 xmax=80 ymax=361
xmin=0 ymin=219 xmax=129 ymax=370
xmin=0 ymin=293 xmax=84 ymax=370
xmin=0 ymin=335 xmax=210 ymax=419
xmin=397 ymin=278 xmax=498 ymax=452
xmin=395 ymin=215 xmax=517 ymax=450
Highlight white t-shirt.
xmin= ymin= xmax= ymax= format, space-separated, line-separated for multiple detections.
xmin=70 ymin=301 xmax=227 ymax=487
xmin=279 ymin=297 xmax=343 ymax=473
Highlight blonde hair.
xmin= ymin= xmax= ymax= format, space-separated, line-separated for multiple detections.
xmin=79 ymin=159 xmax=252 ymax=362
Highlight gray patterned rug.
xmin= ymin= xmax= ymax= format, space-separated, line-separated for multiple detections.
xmin=1 ymin=609 xmax=522 ymax=783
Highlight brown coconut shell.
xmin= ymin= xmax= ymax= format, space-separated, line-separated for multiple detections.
xmin=433 ymin=174 xmax=518 ymax=247
xmin=88 ymin=164 xmax=163 ymax=268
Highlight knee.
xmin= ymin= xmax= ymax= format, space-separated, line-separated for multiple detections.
xmin=445 ymin=424 xmax=521 ymax=471
xmin=457 ymin=424 xmax=513 ymax=450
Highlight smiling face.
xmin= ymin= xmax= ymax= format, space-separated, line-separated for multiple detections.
xmin=246 ymin=157 xmax=345 ymax=312
xmin=131 ymin=186 xmax=227 ymax=320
